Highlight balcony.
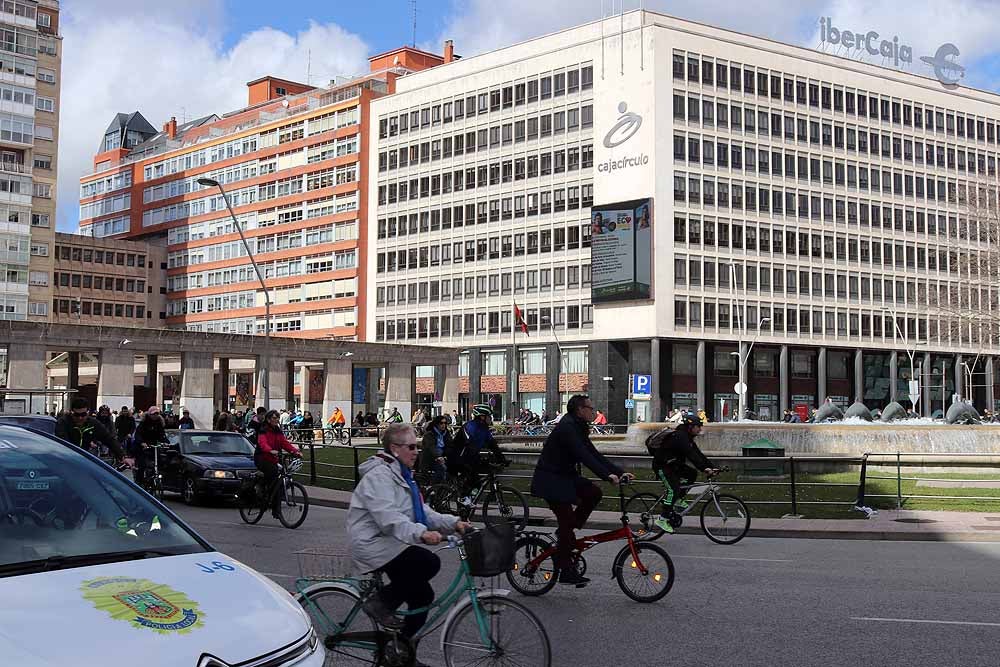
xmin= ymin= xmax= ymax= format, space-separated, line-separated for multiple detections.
xmin=0 ymin=160 xmax=29 ymax=176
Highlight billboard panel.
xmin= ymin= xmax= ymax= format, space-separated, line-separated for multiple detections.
xmin=590 ymin=198 xmax=652 ymax=303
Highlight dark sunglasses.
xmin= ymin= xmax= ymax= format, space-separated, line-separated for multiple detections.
xmin=71 ymin=411 xmax=88 ymax=418
xmin=393 ymin=443 xmax=418 ymax=451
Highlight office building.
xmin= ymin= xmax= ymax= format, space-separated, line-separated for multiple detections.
xmin=369 ymin=10 xmax=1000 ymax=422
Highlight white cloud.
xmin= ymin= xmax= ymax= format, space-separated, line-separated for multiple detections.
xmin=57 ymin=5 xmax=370 ymax=231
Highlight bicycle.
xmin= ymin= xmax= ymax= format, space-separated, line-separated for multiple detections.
xmin=426 ymin=453 xmax=529 ymax=531
xmin=295 ymin=525 xmax=551 ymax=667
xmin=238 ymin=452 xmax=310 ymax=529
xmin=507 ymin=480 xmax=675 ymax=603
xmin=323 ymin=423 xmax=351 ymax=446
xmin=624 ymin=467 xmax=750 ymax=545
xmin=136 ymin=442 xmax=166 ymax=501
xmin=590 ymin=424 xmax=615 ymax=435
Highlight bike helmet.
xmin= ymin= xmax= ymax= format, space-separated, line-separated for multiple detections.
xmin=471 ymin=404 xmax=493 ymax=417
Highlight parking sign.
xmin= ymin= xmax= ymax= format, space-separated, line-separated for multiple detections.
xmin=631 ymin=374 xmax=652 ymax=397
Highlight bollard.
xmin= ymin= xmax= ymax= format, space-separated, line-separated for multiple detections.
xmin=353 ymin=445 xmax=360 ymax=486
xmin=896 ymin=452 xmax=902 ymax=510
xmin=308 ymin=440 xmax=316 ymax=486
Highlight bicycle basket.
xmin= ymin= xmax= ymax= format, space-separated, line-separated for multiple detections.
xmin=463 ymin=521 xmax=516 ymax=577
xmin=296 ymin=547 xmax=353 ymax=580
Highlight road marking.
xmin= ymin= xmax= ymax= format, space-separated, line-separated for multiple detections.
xmin=673 ymin=555 xmax=793 ymax=563
xmin=261 ymin=572 xmax=296 ymax=580
xmin=852 ymin=617 xmax=1000 ymax=628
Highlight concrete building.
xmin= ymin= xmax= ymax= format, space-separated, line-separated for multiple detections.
xmin=0 ymin=1 xmax=61 ymax=322
xmin=50 ymin=231 xmax=166 ymax=325
xmin=369 ymin=10 xmax=1000 ymax=422
xmin=79 ymin=44 xmax=456 ymax=345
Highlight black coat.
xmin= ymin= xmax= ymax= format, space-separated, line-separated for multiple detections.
xmin=418 ymin=427 xmax=452 ymax=475
xmin=114 ymin=414 xmax=136 ymax=443
xmin=56 ymin=414 xmax=124 ymax=460
xmin=530 ymin=414 xmax=624 ymax=504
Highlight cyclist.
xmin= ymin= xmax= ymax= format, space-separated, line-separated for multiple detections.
xmin=530 ymin=395 xmax=631 ymax=587
xmin=113 ymin=405 xmax=136 ymax=447
xmin=254 ymin=410 xmax=301 ymax=515
xmin=348 ymin=422 xmax=471 ymax=653
xmin=646 ymin=411 xmax=719 ymax=533
xmin=56 ymin=397 xmax=125 ymax=463
xmin=384 ymin=406 xmax=404 ymax=424
xmin=418 ymin=414 xmax=451 ymax=484
xmin=130 ymin=405 xmax=169 ymax=489
xmin=327 ymin=406 xmax=346 ymax=439
xmin=593 ymin=409 xmax=608 ymax=426
xmin=449 ymin=403 xmax=506 ymax=502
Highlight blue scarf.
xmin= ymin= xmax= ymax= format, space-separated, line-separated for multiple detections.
xmin=399 ymin=462 xmax=428 ymax=526
xmin=435 ymin=427 xmax=445 ymax=455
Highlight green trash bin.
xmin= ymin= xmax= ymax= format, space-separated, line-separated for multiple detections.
xmin=741 ymin=438 xmax=785 ymax=476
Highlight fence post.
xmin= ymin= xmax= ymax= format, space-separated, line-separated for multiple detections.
xmin=308 ymin=440 xmax=316 ymax=485
xmin=353 ymin=445 xmax=360 ymax=487
xmin=896 ymin=452 xmax=902 ymax=510
xmin=789 ymin=457 xmax=798 ymax=516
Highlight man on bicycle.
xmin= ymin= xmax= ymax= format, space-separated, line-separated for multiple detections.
xmin=531 ymin=395 xmax=631 ymax=587
xmin=450 ymin=404 xmax=506 ymax=503
xmin=130 ymin=406 xmax=169 ymax=489
xmin=646 ymin=411 xmax=719 ymax=533
xmin=56 ymin=397 xmax=125 ymax=464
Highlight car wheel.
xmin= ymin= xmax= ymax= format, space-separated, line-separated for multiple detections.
xmin=182 ymin=475 xmax=200 ymax=505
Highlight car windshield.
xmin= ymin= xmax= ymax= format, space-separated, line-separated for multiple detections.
xmin=179 ymin=433 xmax=254 ymax=456
xmin=0 ymin=426 xmax=208 ymax=575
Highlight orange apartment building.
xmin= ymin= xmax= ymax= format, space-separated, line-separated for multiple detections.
xmin=78 ymin=44 xmax=455 ymax=341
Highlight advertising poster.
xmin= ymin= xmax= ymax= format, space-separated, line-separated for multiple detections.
xmin=590 ymin=198 xmax=653 ymax=303
xmin=352 ymin=367 xmax=368 ymax=406
xmin=308 ymin=368 xmax=324 ymax=405
xmin=235 ymin=373 xmax=252 ymax=407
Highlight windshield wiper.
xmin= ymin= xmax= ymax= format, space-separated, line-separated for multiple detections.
xmin=0 ymin=549 xmax=176 ymax=577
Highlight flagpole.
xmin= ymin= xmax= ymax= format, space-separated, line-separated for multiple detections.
xmin=511 ymin=298 xmax=519 ymax=419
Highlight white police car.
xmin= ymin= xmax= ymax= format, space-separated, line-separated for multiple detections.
xmin=0 ymin=424 xmax=323 ymax=666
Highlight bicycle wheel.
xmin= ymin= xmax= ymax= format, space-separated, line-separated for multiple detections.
xmin=700 ymin=493 xmax=751 ymax=545
xmin=427 ymin=482 xmax=460 ymax=515
xmin=506 ymin=534 xmax=557 ymax=596
xmin=624 ymin=492 xmax=665 ymax=541
xmin=442 ymin=595 xmax=551 ymax=667
xmin=481 ymin=485 xmax=529 ymax=531
xmin=238 ymin=491 xmax=265 ymax=524
xmin=277 ymin=480 xmax=310 ymax=529
xmin=613 ymin=542 xmax=675 ymax=603
xmin=295 ymin=584 xmax=381 ymax=666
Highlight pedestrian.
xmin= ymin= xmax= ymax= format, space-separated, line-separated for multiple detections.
xmin=215 ymin=411 xmax=236 ymax=432
xmin=178 ymin=409 xmax=195 ymax=430
xmin=300 ymin=410 xmax=315 ymax=444
xmin=530 ymin=395 xmax=630 ymax=586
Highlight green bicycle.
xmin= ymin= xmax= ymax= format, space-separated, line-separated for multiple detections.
xmin=295 ymin=525 xmax=551 ymax=666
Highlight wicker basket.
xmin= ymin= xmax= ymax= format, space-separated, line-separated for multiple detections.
xmin=296 ymin=547 xmax=353 ymax=580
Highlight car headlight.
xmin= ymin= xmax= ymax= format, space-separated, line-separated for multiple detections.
xmin=205 ymin=469 xmax=235 ymax=479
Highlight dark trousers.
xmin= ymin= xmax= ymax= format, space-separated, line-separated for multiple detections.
xmin=547 ymin=482 xmax=603 ymax=570
xmin=657 ymin=464 xmax=696 ymax=516
xmin=380 ymin=546 xmax=441 ymax=638
xmin=256 ymin=458 xmax=280 ymax=511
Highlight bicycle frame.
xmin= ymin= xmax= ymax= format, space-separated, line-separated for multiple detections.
xmin=649 ymin=479 xmax=721 ymax=517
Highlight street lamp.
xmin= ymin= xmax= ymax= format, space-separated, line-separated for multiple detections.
xmin=883 ymin=307 xmax=918 ymax=413
xmin=731 ymin=317 xmax=770 ymax=421
xmin=197 ymin=176 xmax=272 ymax=408
xmin=540 ymin=315 xmax=563 ymax=354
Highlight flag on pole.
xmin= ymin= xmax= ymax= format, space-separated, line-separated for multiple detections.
xmin=514 ymin=303 xmax=529 ymax=336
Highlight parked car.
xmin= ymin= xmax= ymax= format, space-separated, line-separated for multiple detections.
xmin=0 ymin=415 xmax=56 ymax=435
xmin=162 ymin=430 xmax=257 ymax=505
xmin=0 ymin=424 xmax=323 ymax=666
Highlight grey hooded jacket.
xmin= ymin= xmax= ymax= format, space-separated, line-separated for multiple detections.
xmin=348 ymin=453 xmax=459 ymax=572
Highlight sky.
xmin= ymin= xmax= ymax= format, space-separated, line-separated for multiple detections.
xmin=57 ymin=0 xmax=1000 ymax=232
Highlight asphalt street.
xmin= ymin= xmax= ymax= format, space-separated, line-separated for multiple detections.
xmin=168 ymin=498 xmax=1000 ymax=667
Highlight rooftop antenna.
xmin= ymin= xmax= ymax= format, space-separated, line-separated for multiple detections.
xmin=411 ymin=0 xmax=417 ymax=47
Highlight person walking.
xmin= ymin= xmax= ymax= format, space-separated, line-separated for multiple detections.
xmin=178 ymin=409 xmax=195 ymax=430
xmin=530 ymin=395 xmax=630 ymax=587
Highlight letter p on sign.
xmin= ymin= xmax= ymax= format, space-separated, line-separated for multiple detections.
xmin=632 ymin=374 xmax=652 ymax=397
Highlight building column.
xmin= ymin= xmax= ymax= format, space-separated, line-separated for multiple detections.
xmin=179 ymin=351 xmax=214 ymax=430
xmin=322 ymin=359 xmax=352 ymax=425
xmin=779 ymin=345 xmax=789 ymax=413
xmin=817 ymin=347 xmax=827 ymax=405
xmin=854 ymin=349 xmax=864 ymax=404
xmin=650 ymin=338 xmax=662 ymax=422
xmin=545 ymin=344 xmax=560 ymax=416
xmin=437 ymin=363 xmax=459 ymax=417
xmin=955 ymin=354 xmax=964 ymax=402
xmin=97 ymin=347 xmax=134 ymax=413
xmin=384 ymin=362 xmax=414 ymax=418
xmin=696 ymin=341 xmax=707 ymax=412
xmin=589 ymin=341 xmax=627 ymax=425
xmin=889 ymin=351 xmax=898 ymax=403
xmin=922 ymin=352 xmax=933 ymax=416
xmin=215 ymin=357 xmax=229 ymax=413
xmin=7 ymin=343 xmax=47 ymax=414
xmin=67 ymin=351 xmax=80 ymax=390
xmin=986 ymin=357 xmax=996 ymax=412
xmin=468 ymin=347 xmax=482 ymax=406
xmin=266 ymin=358 xmax=289 ymax=412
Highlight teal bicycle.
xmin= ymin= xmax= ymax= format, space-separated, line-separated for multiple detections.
xmin=294 ymin=526 xmax=551 ymax=666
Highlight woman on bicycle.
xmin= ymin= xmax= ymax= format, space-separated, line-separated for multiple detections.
xmin=348 ymin=423 xmax=470 ymax=653
xmin=646 ymin=411 xmax=719 ymax=533
xmin=254 ymin=410 xmax=301 ymax=514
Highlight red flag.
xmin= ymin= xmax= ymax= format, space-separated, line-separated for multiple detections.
xmin=514 ymin=303 xmax=529 ymax=336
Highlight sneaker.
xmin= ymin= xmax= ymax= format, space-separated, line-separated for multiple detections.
xmin=654 ymin=516 xmax=675 ymax=533
xmin=676 ymin=499 xmax=689 ymax=510
xmin=459 ymin=496 xmax=473 ymax=507
xmin=854 ymin=505 xmax=878 ymax=519
xmin=557 ymin=569 xmax=590 ymax=587
xmin=362 ymin=595 xmax=404 ymax=629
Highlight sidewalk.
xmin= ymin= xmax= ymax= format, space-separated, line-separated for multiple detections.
xmin=307 ymin=485 xmax=1000 ymax=542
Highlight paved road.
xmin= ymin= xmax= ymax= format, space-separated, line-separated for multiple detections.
xmin=169 ymin=498 xmax=1000 ymax=667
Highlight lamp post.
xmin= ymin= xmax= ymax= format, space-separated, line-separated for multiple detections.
xmin=731 ymin=317 xmax=770 ymax=421
xmin=883 ymin=307 xmax=917 ymax=413
xmin=197 ymin=177 xmax=272 ymax=408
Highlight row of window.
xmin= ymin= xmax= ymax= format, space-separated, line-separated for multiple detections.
xmin=55 ymin=245 xmax=147 ymax=268
xmin=79 ymin=193 xmax=129 ymax=221
xmin=53 ymin=272 xmax=148 ymax=294
xmin=79 ymin=215 xmax=128 ymax=239
xmin=672 ymin=51 xmax=1000 ymax=145
xmin=380 ymin=183 xmax=595 ymax=225
xmin=376 ymin=223 xmax=592 ymax=273
xmin=166 ymin=221 xmax=357 ymax=269
xmin=53 ymin=300 xmax=150 ymax=320
xmin=163 ymin=251 xmax=357 ymax=294
xmin=79 ymin=171 xmax=131 ymax=199
xmin=378 ymin=105 xmax=594 ymax=172
xmin=374 ymin=304 xmax=594 ymax=341
xmin=376 ymin=263 xmax=592 ymax=306
xmin=377 ymin=64 xmax=595 ymax=138
xmin=457 ymin=348 xmax=590 ymax=377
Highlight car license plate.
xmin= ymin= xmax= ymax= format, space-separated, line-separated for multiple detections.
xmin=16 ymin=481 xmax=49 ymax=490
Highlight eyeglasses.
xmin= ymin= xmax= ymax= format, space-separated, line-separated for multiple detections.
xmin=71 ymin=411 xmax=88 ymax=419
xmin=393 ymin=443 xmax=418 ymax=451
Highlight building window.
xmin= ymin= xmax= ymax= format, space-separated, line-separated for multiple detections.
xmin=560 ymin=347 xmax=588 ymax=374
xmin=520 ymin=349 xmax=546 ymax=374
xmin=481 ymin=351 xmax=506 ymax=376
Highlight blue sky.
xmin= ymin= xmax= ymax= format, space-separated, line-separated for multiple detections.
xmin=57 ymin=0 xmax=1000 ymax=233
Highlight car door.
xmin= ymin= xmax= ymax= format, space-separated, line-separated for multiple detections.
xmin=161 ymin=434 xmax=184 ymax=491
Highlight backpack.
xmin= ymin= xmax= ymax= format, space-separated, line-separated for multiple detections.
xmin=445 ymin=424 xmax=470 ymax=468
xmin=644 ymin=428 xmax=675 ymax=468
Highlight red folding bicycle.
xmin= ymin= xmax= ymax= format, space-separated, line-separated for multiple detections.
xmin=506 ymin=481 xmax=675 ymax=602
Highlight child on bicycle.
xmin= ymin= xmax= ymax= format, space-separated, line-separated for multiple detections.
xmin=645 ymin=411 xmax=718 ymax=533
